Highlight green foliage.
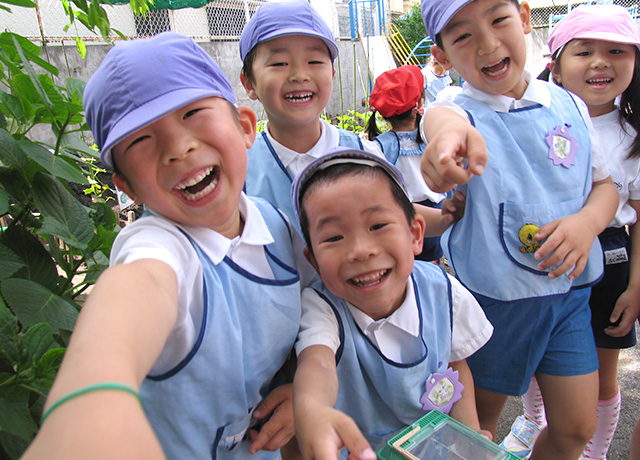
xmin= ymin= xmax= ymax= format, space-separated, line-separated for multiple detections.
xmin=394 ymin=3 xmax=429 ymax=59
xmin=0 ymin=0 xmax=136 ymax=457
xmin=323 ymin=110 xmax=369 ymax=135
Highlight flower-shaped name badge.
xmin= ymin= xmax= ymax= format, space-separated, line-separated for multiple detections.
xmin=546 ymin=123 xmax=578 ymax=168
xmin=420 ymin=367 xmax=464 ymax=414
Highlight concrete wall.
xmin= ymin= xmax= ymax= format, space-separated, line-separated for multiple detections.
xmin=33 ymin=28 xmax=550 ymax=147
xmin=44 ymin=36 xmax=372 ymax=121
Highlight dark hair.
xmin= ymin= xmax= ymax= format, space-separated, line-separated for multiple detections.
xmin=553 ymin=47 xmax=640 ymax=159
xmin=241 ymin=47 xmax=258 ymax=83
xmin=298 ymin=163 xmax=416 ymax=256
xmin=618 ymin=49 xmax=640 ymax=159
xmin=366 ymin=109 xmax=424 ymax=144
xmin=434 ymin=0 xmax=521 ymax=50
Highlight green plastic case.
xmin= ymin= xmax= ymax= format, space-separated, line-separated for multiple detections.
xmin=377 ymin=411 xmax=521 ymax=460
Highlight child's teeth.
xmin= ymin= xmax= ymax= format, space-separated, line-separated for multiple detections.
xmin=180 ymin=176 xmax=218 ymax=201
xmin=177 ymin=167 xmax=213 ymax=190
xmin=351 ymin=270 xmax=387 ymax=286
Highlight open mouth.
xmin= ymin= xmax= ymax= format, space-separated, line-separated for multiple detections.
xmin=284 ymin=91 xmax=313 ymax=103
xmin=349 ymin=269 xmax=389 ymax=288
xmin=176 ymin=166 xmax=219 ymax=201
xmin=482 ymin=58 xmax=509 ymax=77
xmin=587 ymin=77 xmax=612 ymax=87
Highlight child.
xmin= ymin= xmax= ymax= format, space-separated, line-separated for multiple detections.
xmin=508 ymin=6 xmax=640 ymax=459
xmin=291 ymin=147 xmax=494 ymax=459
xmin=239 ymin=0 xmax=382 ymax=232
xmin=366 ymin=65 xmax=449 ymax=262
xmin=419 ymin=1 xmax=620 ymax=459
xmin=423 ymin=55 xmax=453 ymax=103
xmin=20 ymin=32 xmax=305 ymax=460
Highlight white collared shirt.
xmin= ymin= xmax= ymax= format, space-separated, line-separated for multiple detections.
xmin=265 ymin=118 xmax=384 ymax=179
xmin=111 ymin=193 xmax=308 ymax=373
xmin=296 ymin=274 xmax=493 ymax=363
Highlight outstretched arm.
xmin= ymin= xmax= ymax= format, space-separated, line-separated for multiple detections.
xmin=606 ymin=200 xmax=640 ymax=336
xmin=421 ymin=107 xmax=487 ymax=193
xmin=534 ymin=177 xmax=618 ymax=279
xmin=293 ymin=346 xmax=376 ymax=460
xmin=20 ymin=259 xmax=179 ymax=460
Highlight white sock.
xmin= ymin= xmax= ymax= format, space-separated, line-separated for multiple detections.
xmin=522 ymin=376 xmax=547 ymax=429
xmin=580 ymin=390 xmax=621 ymax=460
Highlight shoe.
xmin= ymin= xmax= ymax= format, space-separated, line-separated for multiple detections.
xmin=499 ymin=416 xmax=542 ymax=459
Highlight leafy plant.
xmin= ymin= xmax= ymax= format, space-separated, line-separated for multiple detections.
xmin=394 ymin=3 xmax=429 ymax=61
xmin=322 ymin=110 xmax=370 ymax=135
xmin=0 ymin=1 xmax=132 ymax=457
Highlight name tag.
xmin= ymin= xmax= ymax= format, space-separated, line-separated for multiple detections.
xmin=605 ymin=247 xmax=628 ymax=265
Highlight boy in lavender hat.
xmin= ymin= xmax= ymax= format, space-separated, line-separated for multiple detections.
xmin=21 ymin=32 xmax=308 ymax=460
xmin=239 ymin=0 xmax=467 ymax=241
xmin=239 ymin=0 xmax=383 ymax=233
xmin=419 ymin=1 xmax=619 ymax=459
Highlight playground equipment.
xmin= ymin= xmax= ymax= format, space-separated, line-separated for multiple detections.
xmin=405 ymin=35 xmax=434 ymax=67
xmin=385 ymin=22 xmax=422 ymax=67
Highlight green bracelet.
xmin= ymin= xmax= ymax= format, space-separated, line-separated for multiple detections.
xmin=40 ymin=382 xmax=142 ymax=425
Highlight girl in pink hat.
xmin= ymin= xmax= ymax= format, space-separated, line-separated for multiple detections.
xmin=512 ymin=5 xmax=640 ymax=460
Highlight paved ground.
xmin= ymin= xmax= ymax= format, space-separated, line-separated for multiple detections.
xmin=496 ymin=327 xmax=640 ymax=459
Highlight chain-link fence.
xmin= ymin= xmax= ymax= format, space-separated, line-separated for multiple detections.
xmin=529 ymin=0 xmax=638 ymax=30
xmin=0 ymin=0 xmax=268 ymax=42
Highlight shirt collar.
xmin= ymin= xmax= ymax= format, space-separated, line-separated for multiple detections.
xmin=265 ymin=118 xmax=338 ymax=169
xmin=172 ymin=193 xmax=275 ymax=265
xmin=347 ymin=279 xmax=420 ymax=338
xmin=462 ymin=70 xmax=551 ymax=112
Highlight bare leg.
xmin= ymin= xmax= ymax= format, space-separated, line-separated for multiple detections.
xmin=578 ymin=348 xmax=621 ymax=459
xmin=474 ymin=386 xmax=509 ymax=439
xmin=530 ymin=372 xmax=598 ymax=460
xmin=631 ymin=417 xmax=640 ymax=460
xmin=596 ymin=348 xmax=619 ymax=400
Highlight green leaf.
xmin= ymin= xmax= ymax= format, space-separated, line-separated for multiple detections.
xmin=0 ymin=33 xmax=57 ymax=76
xmin=74 ymin=36 xmax=87 ymax=59
xmin=0 ymin=226 xmax=58 ymax=291
xmin=18 ymin=141 xmax=87 ymax=184
xmin=0 ymin=430 xmax=31 ymax=460
xmin=0 ymin=298 xmax=20 ymax=365
xmin=1 ymin=278 xmax=78 ymax=331
xmin=0 ymin=244 xmax=26 ymax=281
xmin=39 ymin=216 xmax=89 ymax=249
xmin=31 ymin=172 xmax=94 ymax=248
xmin=10 ymin=35 xmax=53 ymax=110
xmin=0 ymin=91 xmax=26 ymax=123
xmin=0 ymin=0 xmax=36 ymax=7
xmin=0 ymin=128 xmax=27 ymax=171
xmin=90 ymin=201 xmax=117 ymax=230
xmin=0 ymin=188 xmax=8 ymax=215
xmin=23 ymin=323 xmax=56 ymax=366
xmin=0 ymin=391 xmax=37 ymax=441
xmin=65 ymin=77 xmax=86 ymax=105
xmin=35 ymin=347 xmax=65 ymax=382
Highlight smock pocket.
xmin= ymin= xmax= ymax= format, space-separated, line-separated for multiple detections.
xmin=212 ymin=411 xmax=254 ymax=460
xmin=499 ymin=197 xmax=583 ymax=278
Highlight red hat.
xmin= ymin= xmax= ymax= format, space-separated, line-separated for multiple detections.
xmin=369 ymin=65 xmax=424 ymax=118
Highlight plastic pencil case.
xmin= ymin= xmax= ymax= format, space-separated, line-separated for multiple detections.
xmin=377 ymin=410 xmax=521 ymax=460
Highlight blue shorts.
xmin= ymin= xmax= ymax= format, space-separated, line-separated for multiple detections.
xmin=466 ymin=289 xmax=598 ymax=396
xmin=590 ymin=227 xmax=637 ymax=349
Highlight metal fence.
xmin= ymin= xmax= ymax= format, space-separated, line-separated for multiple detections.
xmin=0 ymin=0 xmax=267 ymax=42
xmin=6 ymin=0 xmax=639 ymax=44
xmin=529 ymin=0 xmax=639 ymax=29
